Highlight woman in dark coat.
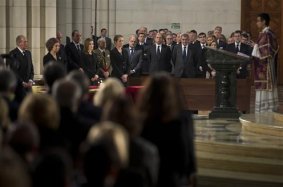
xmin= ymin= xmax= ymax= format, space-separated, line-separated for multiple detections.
xmin=110 ymin=35 xmax=130 ymax=86
xmin=137 ymin=72 xmax=197 ymax=187
xmin=43 ymin=37 xmax=65 ymax=67
xmin=80 ymin=38 xmax=100 ymax=85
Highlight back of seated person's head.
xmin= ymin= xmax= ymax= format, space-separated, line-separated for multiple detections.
xmin=67 ymin=70 xmax=90 ymax=99
xmin=93 ymin=78 xmax=124 ymax=107
xmin=0 ymin=97 xmax=11 ymax=131
xmin=43 ymin=62 xmax=66 ymax=94
xmin=84 ymin=121 xmax=129 ymax=186
xmin=0 ymin=148 xmax=31 ymax=187
xmin=102 ymin=96 xmax=141 ymax=138
xmin=6 ymin=122 xmax=39 ymax=164
xmin=0 ymin=69 xmax=17 ymax=95
xmin=18 ymin=94 xmax=60 ymax=130
xmin=137 ymin=72 xmax=184 ymax=123
xmin=52 ymin=78 xmax=82 ymax=112
xmin=32 ymin=149 xmax=72 ymax=187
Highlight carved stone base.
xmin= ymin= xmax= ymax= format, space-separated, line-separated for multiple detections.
xmin=209 ymin=107 xmax=241 ymax=119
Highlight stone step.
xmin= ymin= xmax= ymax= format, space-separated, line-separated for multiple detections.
xmin=240 ymin=113 xmax=283 ymax=137
xmin=197 ymin=168 xmax=283 ymax=187
xmin=196 ymin=151 xmax=283 ymax=176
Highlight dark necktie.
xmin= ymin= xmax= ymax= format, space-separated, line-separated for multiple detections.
xmin=182 ymin=46 xmax=187 ymax=63
xmin=76 ymin=44 xmax=81 ymax=52
xmin=130 ymin=48 xmax=134 ymax=55
xmin=157 ymin=45 xmax=161 ymax=58
xmin=236 ymin=43 xmax=239 ymax=52
xmin=102 ymin=51 xmax=106 ymax=57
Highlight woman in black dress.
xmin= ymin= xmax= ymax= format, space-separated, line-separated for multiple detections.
xmin=43 ymin=38 xmax=64 ymax=67
xmin=80 ymin=38 xmax=100 ymax=85
xmin=110 ymin=35 xmax=130 ymax=85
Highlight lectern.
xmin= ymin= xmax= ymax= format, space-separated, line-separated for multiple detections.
xmin=205 ymin=47 xmax=250 ymax=119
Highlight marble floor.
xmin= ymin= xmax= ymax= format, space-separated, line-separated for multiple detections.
xmin=193 ymin=114 xmax=283 ymax=187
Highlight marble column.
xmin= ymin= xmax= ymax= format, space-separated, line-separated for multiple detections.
xmin=72 ymin=0 xmax=83 ymax=35
xmin=0 ymin=0 xmax=7 ymax=53
xmin=6 ymin=0 xmax=28 ymax=52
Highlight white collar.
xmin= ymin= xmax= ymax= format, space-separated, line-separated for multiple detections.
xmin=262 ymin=27 xmax=269 ymax=33
xmin=98 ymin=48 xmax=105 ymax=52
xmin=17 ymin=47 xmax=25 ymax=54
xmin=235 ymin=42 xmax=241 ymax=46
xmin=182 ymin=44 xmax=188 ymax=48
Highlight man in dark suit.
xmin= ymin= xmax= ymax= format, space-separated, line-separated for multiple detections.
xmin=147 ymin=33 xmax=172 ymax=74
xmin=172 ymin=33 xmax=199 ymax=78
xmin=225 ymin=30 xmax=252 ymax=78
xmin=9 ymin=35 xmax=34 ymax=91
xmin=136 ymin=32 xmax=150 ymax=74
xmin=96 ymin=28 xmax=112 ymax=51
xmin=139 ymin=26 xmax=153 ymax=45
xmin=124 ymin=35 xmax=143 ymax=76
xmin=196 ymin=32 xmax=210 ymax=78
xmin=214 ymin=27 xmax=226 ymax=49
xmin=65 ymin=30 xmax=84 ymax=72
xmin=56 ymin=31 xmax=67 ymax=69
xmin=166 ymin=33 xmax=176 ymax=52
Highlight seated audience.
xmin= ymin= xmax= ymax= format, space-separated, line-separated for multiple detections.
xmin=18 ymin=94 xmax=61 ymax=150
xmin=93 ymin=78 xmax=125 ymax=107
xmin=43 ymin=62 xmax=66 ymax=94
xmin=102 ymin=96 xmax=159 ymax=187
xmin=0 ymin=148 xmax=31 ymax=187
xmin=83 ymin=121 xmax=129 ymax=187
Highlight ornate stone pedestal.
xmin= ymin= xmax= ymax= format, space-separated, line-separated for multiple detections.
xmin=205 ymin=47 xmax=250 ymax=119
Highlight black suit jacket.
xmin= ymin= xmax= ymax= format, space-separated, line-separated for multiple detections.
xmin=145 ymin=37 xmax=153 ymax=45
xmin=147 ymin=44 xmax=172 ymax=74
xmin=9 ymin=48 xmax=34 ymax=82
xmin=217 ymin=39 xmax=226 ymax=50
xmin=96 ymin=36 xmax=112 ymax=51
xmin=43 ymin=52 xmax=65 ymax=67
xmin=110 ymin=48 xmax=130 ymax=80
xmin=172 ymin=44 xmax=198 ymax=78
xmin=65 ymin=42 xmax=84 ymax=72
xmin=194 ymin=43 xmax=210 ymax=77
xmin=225 ymin=42 xmax=252 ymax=79
xmin=124 ymin=47 xmax=143 ymax=74
xmin=80 ymin=52 xmax=100 ymax=81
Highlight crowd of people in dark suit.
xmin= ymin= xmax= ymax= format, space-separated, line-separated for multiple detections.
xmin=39 ymin=26 xmax=254 ymax=86
xmin=0 ymin=24 xmax=255 ymax=187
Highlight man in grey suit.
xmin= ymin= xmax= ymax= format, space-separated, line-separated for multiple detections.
xmin=124 ymin=35 xmax=143 ymax=76
xmin=172 ymin=33 xmax=198 ymax=78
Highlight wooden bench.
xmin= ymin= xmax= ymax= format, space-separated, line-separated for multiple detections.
xmin=128 ymin=77 xmax=252 ymax=113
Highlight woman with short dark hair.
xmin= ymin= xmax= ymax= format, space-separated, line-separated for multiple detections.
xmin=43 ymin=38 xmax=64 ymax=67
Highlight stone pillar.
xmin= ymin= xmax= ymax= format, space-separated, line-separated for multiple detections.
xmin=27 ymin=0 xmax=41 ymax=77
xmin=6 ymin=0 xmax=28 ymax=52
xmin=0 ymin=0 xmax=7 ymax=53
xmin=38 ymin=0 xmax=56 ymax=74
xmin=82 ymin=0 xmax=93 ymax=40
xmin=72 ymin=0 xmax=83 ymax=35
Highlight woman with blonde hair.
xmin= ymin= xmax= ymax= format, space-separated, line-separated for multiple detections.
xmin=93 ymin=78 xmax=125 ymax=107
